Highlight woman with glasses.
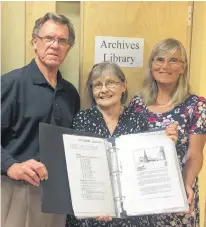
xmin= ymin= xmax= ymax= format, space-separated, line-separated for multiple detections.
xmin=129 ymin=38 xmax=206 ymax=227
xmin=66 ymin=61 xmax=178 ymax=227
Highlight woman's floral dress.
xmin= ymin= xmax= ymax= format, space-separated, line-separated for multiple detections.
xmin=66 ymin=105 xmax=151 ymax=227
xmin=129 ymin=94 xmax=206 ymax=227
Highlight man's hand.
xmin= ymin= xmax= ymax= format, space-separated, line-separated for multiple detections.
xmin=7 ymin=159 xmax=48 ymax=186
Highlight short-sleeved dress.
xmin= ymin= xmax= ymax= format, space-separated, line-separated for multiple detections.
xmin=66 ymin=105 xmax=151 ymax=227
xmin=129 ymin=94 xmax=206 ymax=227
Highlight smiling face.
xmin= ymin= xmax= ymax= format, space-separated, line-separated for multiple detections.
xmin=151 ymin=50 xmax=185 ymax=86
xmin=33 ymin=20 xmax=70 ymax=69
xmin=92 ymin=73 xmax=126 ymax=109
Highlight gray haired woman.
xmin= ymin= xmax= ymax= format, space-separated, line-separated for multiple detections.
xmin=66 ymin=61 xmax=178 ymax=227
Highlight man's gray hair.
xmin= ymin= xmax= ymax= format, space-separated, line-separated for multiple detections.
xmin=86 ymin=61 xmax=128 ymax=105
xmin=31 ymin=12 xmax=75 ymax=47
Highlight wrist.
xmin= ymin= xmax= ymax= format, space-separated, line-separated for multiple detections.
xmin=2 ymin=157 xmax=18 ymax=175
xmin=7 ymin=163 xmax=21 ymax=179
xmin=183 ymin=177 xmax=194 ymax=189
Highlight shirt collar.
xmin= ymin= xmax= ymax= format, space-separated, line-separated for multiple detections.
xmin=29 ymin=59 xmax=64 ymax=89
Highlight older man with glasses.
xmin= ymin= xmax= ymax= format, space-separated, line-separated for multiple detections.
xmin=1 ymin=12 xmax=80 ymax=227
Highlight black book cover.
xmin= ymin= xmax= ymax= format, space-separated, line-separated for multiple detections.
xmin=39 ymin=122 xmax=99 ymax=214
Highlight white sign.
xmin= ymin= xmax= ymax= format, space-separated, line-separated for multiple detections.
xmin=94 ymin=36 xmax=144 ymax=68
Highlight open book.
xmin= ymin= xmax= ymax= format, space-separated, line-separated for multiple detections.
xmin=62 ymin=130 xmax=189 ymax=218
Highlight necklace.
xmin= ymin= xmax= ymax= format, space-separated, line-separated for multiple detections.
xmin=156 ymin=100 xmax=173 ymax=108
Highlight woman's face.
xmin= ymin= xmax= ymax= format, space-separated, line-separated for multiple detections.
xmin=151 ymin=50 xmax=185 ymax=86
xmin=92 ymin=73 xmax=126 ymax=109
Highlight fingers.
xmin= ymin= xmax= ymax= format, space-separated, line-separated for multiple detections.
xmin=170 ymin=121 xmax=179 ymax=127
xmin=165 ymin=125 xmax=178 ymax=134
xmin=167 ymin=135 xmax=178 ymax=143
xmin=21 ymin=160 xmax=48 ymax=186
xmin=165 ymin=130 xmax=177 ymax=137
xmin=165 ymin=122 xmax=179 ymax=143
xmin=186 ymin=186 xmax=194 ymax=213
xmin=165 ymin=128 xmax=177 ymax=134
xmin=187 ymin=193 xmax=193 ymax=205
xmin=21 ymin=166 xmax=40 ymax=185
xmin=166 ymin=122 xmax=179 ymax=130
xmin=189 ymin=199 xmax=195 ymax=214
xmin=7 ymin=160 xmax=48 ymax=186
xmin=29 ymin=160 xmax=48 ymax=180
xmin=176 ymin=186 xmax=194 ymax=215
xmin=7 ymin=162 xmax=40 ymax=185
xmin=21 ymin=173 xmax=40 ymax=187
xmin=96 ymin=216 xmax=112 ymax=221
xmin=165 ymin=128 xmax=178 ymax=142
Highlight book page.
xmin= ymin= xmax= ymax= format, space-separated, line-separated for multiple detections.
xmin=115 ymin=133 xmax=189 ymax=216
xmin=63 ymin=134 xmax=116 ymax=217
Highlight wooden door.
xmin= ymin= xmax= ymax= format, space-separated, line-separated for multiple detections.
xmin=80 ymin=1 xmax=192 ymax=108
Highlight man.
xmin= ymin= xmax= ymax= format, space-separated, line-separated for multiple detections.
xmin=1 ymin=13 xmax=80 ymax=227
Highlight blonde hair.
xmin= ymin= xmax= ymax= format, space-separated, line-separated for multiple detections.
xmin=141 ymin=38 xmax=190 ymax=106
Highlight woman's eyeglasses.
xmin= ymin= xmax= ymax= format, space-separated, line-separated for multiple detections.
xmin=91 ymin=80 xmax=121 ymax=90
xmin=153 ymin=56 xmax=185 ymax=66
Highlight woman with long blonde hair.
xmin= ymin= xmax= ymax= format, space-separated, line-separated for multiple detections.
xmin=129 ymin=38 xmax=206 ymax=227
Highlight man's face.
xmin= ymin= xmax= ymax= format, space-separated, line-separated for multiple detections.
xmin=33 ymin=20 xmax=71 ymax=69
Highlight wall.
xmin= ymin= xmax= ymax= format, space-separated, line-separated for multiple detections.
xmin=190 ymin=2 xmax=206 ymax=226
xmin=1 ymin=2 xmax=25 ymax=74
xmin=80 ymin=1 xmax=191 ymax=108
xmin=56 ymin=2 xmax=80 ymax=91
xmin=25 ymin=1 xmax=56 ymax=64
xmin=1 ymin=1 xmax=56 ymax=74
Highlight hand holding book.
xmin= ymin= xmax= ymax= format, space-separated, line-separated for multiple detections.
xmin=164 ymin=121 xmax=179 ymax=143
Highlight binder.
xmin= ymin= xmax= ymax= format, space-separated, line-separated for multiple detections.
xmin=40 ymin=122 xmax=189 ymax=217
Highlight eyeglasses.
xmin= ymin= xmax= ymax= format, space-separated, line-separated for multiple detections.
xmin=153 ymin=56 xmax=185 ymax=66
xmin=91 ymin=80 xmax=121 ymax=90
xmin=36 ymin=35 xmax=70 ymax=46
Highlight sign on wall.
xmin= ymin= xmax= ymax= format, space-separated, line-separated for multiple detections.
xmin=94 ymin=36 xmax=144 ymax=68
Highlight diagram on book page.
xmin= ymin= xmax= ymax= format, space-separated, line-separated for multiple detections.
xmin=134 ymin=146 xmax=167 ymax=170
xmin=133 ymin=146 xmax=171 ymax=196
